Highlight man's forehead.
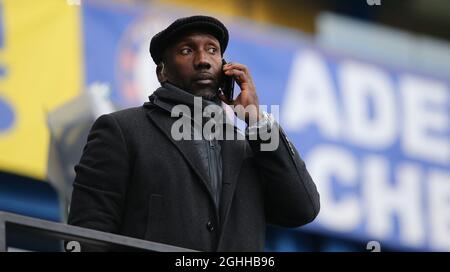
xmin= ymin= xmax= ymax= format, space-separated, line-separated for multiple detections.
xmin=172 ymin=31 xmax=220 ymax=46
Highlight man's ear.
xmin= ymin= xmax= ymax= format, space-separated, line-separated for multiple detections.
xmin=156 ymin=62 xmax=168 ymax=83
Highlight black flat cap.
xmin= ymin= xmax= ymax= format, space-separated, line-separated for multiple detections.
xmin=149 ymin=15 xmax=229 ymax=64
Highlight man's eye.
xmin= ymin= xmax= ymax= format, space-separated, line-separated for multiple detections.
xmin=180 ymin=48 xmax=191 ymax=55
xmin=207 ymin=47 xmax=217 ymax=54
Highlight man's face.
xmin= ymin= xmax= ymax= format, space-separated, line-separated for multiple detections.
xmin=160 ymin=31 xmax=223 ymax=99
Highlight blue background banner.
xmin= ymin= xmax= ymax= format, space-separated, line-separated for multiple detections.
xmin=82 ymin=1 xmax=450 ymax=251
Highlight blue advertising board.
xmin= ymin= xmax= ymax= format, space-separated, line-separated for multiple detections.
xmin=82 ymin=1 xmax=450 ymax=251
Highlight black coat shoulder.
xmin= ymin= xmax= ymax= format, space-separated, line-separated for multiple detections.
xmin=108 ymin=105 xmax=148 ymax=126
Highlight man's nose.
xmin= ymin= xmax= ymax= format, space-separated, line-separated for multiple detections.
xmin=194 ymin=50 xmax=211 ymax=70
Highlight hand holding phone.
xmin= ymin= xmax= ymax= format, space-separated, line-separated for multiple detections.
xmin=220 ymin=60 xmax=263 ymax=125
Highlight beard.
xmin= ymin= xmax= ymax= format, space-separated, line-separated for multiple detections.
xmin=166 ymin=77 xmax=222 ymax=104
xmin=189 ymin=81 xmax=221 ymax=103
xmin=196 ymin=89 xmax=222 ymax=105
xmin=200 ymin=90 xmax=218 ymax=100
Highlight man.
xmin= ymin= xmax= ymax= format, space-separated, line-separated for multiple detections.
xmin=68 ymin=15 xmax=320 ymax=251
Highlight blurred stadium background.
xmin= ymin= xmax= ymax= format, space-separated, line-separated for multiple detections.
xmin=0 ymin=0 xmax=449 ymax=251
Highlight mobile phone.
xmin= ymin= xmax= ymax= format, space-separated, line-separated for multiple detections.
xmin=221 ymin=59 xmax=235 ymax=102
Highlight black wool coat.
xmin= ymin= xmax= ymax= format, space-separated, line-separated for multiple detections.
xmin=68 ymin=96 xmax=320 ymax=251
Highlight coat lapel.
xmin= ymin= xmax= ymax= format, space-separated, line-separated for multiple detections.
xmin=145 ymin=107 xmax=216 ymax=205
xmin=145 ymin=101 xmax=250 ymax=237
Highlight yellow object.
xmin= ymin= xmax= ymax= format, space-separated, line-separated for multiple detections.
xmin=0 ymin=0 xmax=83 ymax=180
